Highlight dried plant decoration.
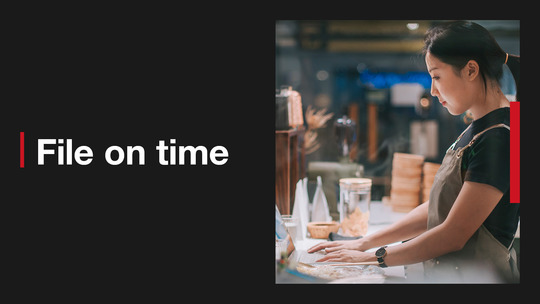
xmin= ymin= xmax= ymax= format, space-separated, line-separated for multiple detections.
xmin=304 ymin=105 xmax=334 ymax=154
xmin=304 ymin=130 xmax=320 ymax=154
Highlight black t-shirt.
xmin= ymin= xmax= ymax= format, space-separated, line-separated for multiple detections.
xmin=451 ymin=107 xmax=519 ymax=248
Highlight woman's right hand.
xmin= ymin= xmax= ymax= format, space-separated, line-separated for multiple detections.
xmin=307 ymin=239 xmax=365 ymax=254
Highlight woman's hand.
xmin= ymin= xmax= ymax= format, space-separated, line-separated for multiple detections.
xmin=307 ymin=239 xmax=364 ymax=254
xmin=315 ymin=249 xmax=376 ymax=263
xmin=308 ymin=240 xmax=375 ymax=263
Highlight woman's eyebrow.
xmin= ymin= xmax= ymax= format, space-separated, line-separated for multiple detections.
xmin=428 ymin=67 xmax=439 ymax=73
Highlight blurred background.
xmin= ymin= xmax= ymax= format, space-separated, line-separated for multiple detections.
xmin=275 ymin=20 xmax=519 ymax=211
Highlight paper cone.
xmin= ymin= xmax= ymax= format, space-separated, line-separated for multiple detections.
xmin=311 ymin=176 xmax=332 ymax=222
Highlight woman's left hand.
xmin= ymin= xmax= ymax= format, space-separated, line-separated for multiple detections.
xmin=316 ymin=249 xmax=376 ymax=263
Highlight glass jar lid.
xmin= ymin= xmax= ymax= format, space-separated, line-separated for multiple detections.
xmin=339 ymin=178 xmax=372 ymax=190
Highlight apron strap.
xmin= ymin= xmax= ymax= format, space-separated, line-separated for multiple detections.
xmin=447 ymin=124 xmax=473 ymax=152
xmin=507 ymin=221 xmax=520 ymax=252
xmin=456 ymin=123 xmax=510 ymax=158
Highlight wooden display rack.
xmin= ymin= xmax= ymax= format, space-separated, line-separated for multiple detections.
xmin=275 ymin=127 xmax=305 ymax=215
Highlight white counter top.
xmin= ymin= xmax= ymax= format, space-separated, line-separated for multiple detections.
xmin=294 ymin=200 xmax=407 ymax=251
xmin=279 ymin=200 xmax=519 ymax=283
xmin=291 ymin=201 xmax=412 ymax=283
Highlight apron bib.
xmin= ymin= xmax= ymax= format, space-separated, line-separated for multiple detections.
xmin=423 ymin=123 xmax=519 ymax=283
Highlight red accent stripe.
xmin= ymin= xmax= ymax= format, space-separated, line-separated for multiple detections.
xmin=20 ymin=132 xmax=24 ymax=168
xmin=510 ymin=102 xmax=519 ymax=203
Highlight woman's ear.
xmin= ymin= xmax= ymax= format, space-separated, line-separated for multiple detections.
xmin=463 ymin=60 xmax=480 ymax=81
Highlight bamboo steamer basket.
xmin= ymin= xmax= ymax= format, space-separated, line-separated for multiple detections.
xmin=391 ymin=192 xmax=420 ymax=204
xmin=423 ymin=162 xmax=441 ymax=175
xmin=421 ymin=162 xmax=440 ymax=203
xmin=392 ymin=152 xmax=425 ymax=166
xmin=392 ymin=175 xmax=422 ymax=185
xmin=392 ymin=159 xmax=423 ymax=170
xmin=390 ymin=152 xmax=425 ymax=213
xmin=391 ymin=181 xmax=421 ymax=192
xmin=423 ymin=175 xmax=436 ymax=186
xmin=422 ymin=189 xmax=431 ymax=203
xmin=391 ymin=189 xmax=421 ymax=199
xmin=392 ymin=153 xmax=424 ymax=178
xmin=391 ymin=166 xmax=423 ymax=178
xmin=393 ymin=191 xmax=420 ymax=203
xmin=307 ymin=221 xmax=340 ymax=239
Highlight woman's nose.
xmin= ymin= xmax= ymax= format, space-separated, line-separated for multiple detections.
xmin=430 ymin=81 xmax=439 ymax=97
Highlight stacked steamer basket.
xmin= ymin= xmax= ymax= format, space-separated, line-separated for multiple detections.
xmin=422 ymin=162 xmax=441 ymax=204
xmin=390 ymin=153 xmax=425 ymax=212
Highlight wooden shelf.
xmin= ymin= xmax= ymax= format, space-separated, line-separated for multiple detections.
xmin=275 ymin=127 xmax=305 ymax=215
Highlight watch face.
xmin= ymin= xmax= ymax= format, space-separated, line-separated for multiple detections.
xmin=375 ymin=247 xmax=386 ymax=257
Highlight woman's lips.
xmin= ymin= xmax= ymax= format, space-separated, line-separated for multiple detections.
xmin=440 ymin=100 xmax=447 ymax=106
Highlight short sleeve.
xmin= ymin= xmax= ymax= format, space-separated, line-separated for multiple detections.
xmin=463 ymin=128 xmax=510 ymax=193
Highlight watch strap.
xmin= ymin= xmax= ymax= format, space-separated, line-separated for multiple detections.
xmin=375 ymin=246 xmax=388 ymax=268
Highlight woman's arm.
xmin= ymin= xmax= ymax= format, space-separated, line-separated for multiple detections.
xmin=317 ymin=181 xmax=503 ymax=265
xmin=383 ymin=181 xmax=503 ymax=266
xmin=308 ymin=199 xmax=429 ymax=254
xmin=361 ymin=199 xmax=429 ymax=250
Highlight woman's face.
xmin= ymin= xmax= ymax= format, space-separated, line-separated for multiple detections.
xmin=425 ymin=52 xmax=475 ymax=115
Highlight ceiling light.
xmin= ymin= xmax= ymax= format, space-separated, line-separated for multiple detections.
xmin=406 ymin=23 xmax=419 ymax=31
xmin=316 ymin=70 xmax=329 ymax=81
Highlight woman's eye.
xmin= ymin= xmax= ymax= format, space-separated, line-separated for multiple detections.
xmin=432 ymin=76 xmax=440 ymax=80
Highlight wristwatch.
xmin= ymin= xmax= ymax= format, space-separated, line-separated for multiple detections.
xmin=375 ymin=246 xmax=388 ymax=268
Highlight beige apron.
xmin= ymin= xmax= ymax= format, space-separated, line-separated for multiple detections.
xmin=423 ymin=123 xmax=519 ymax=283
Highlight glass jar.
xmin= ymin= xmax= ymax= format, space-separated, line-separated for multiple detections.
xmin=280 ymin=215 xmax=299 ymax=242
xmin=339 ymin=178 xmax=372 ymax=236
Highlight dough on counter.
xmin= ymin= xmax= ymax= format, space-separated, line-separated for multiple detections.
xmin=296 ymin=264 xmax=385 ymax=280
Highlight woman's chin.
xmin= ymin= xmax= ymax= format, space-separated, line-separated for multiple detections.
xmin=445 ymin=106 xmax=467 ymax=116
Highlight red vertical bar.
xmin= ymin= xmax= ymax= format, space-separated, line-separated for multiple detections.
xmin=20 ymin=132 xmax=24 ymax=168
xmin=510 ymin=102 xmax=519 ymax=203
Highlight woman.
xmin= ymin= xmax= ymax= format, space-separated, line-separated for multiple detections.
xmin=308 ymin=21 xmax=520 ymax=283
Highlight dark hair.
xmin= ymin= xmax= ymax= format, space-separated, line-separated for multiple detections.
xmin=423 ymin=20 xmax=520 ymax=100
